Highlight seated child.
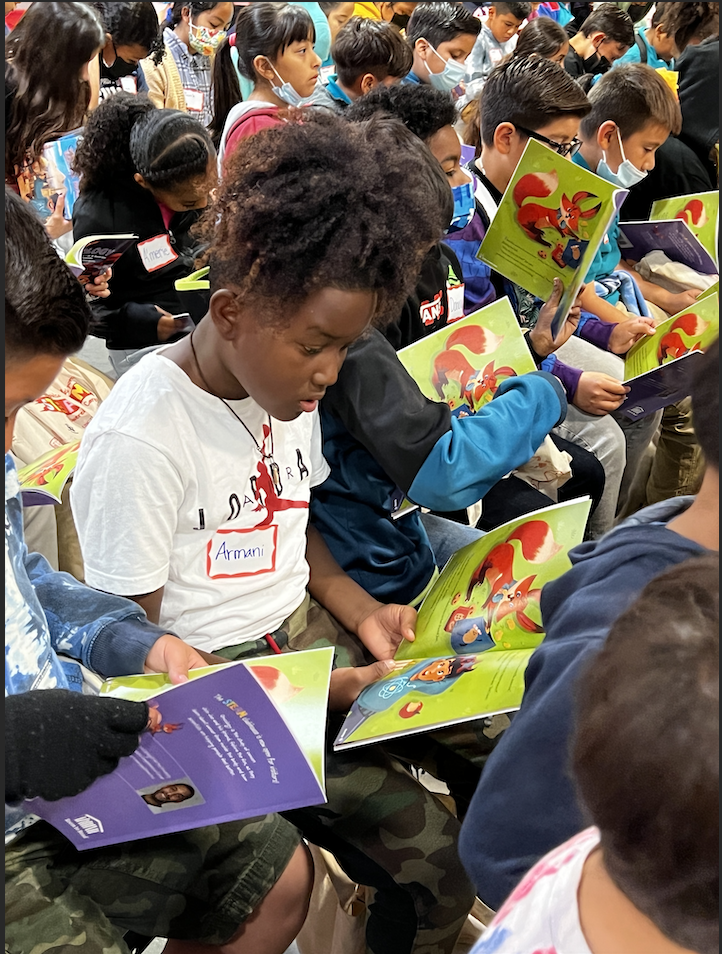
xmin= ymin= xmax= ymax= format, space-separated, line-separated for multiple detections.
xmin=402 ymin=2 xmax=480 ymax=91
xmin=449 ymin=56 xmax=658 ymax=534
xmin=574 ymin=63 xmax=707 ymax=323
xmin=4 ymin=186 xmax=313 ymax=954
xmin=465 ymin=2 xmax=532 ymax=96
xmin=471 ymin=552 xmax=719 ymax=954
xmin=459 ymin=337 xmax=719 ymax=910
xmin=210 ymin=3 xmax=320 ymax=160
xmin=71 ymin=114 xmax=478 ymax=954
xmin=72 ymin=92 xmax=217 ymax=377
xmin=311 ymin=15 xmax=412 ymax=111
xmin=564 ymin=3 xmax=633 ymax=84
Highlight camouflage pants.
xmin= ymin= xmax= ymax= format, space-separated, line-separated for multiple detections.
xmin=5 ymin=813 xmax=300 ymax=954
xmin=222 ymin=595 xmax=494 ymax=954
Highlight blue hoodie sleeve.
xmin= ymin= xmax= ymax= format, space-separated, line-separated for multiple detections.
xmin=408 ymin=372 xmax=567 ymax=512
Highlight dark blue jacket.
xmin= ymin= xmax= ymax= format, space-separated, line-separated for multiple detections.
xmin=458 ymin=496 xmax=708 ymax=910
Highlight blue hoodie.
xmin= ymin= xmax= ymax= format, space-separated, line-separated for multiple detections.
xmin=458 ymin=496 xmax=709 ymax=910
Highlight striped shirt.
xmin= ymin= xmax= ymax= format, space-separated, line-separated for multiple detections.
xmin=164 ymin=27 xmax=214 ymax=127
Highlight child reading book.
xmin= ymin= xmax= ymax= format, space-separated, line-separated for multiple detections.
xmin=72 ymin=114 xmax=479 ymax=954
xmin=471 ymin=553 xmax=718 ymax=954
xmin=4 ymin=186 xmax=313 ymax=954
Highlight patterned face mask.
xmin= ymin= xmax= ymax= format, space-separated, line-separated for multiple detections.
xmin=188 ymin=20 xmax=227 ymax=57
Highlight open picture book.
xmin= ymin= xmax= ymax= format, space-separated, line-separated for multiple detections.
xmin=334 ymin=497 xmax=592 ymax=750
xmin=17 ymin=440 xmax=80 ymax=506
xmin=477 ymin=137 xmax=628 ymax=340
xmin=650 ymin=191 xmax=719 ymax=267
xmin=619 ymin=291 xmax=719 ymax=421
xmin=27 ymin=648 xmax=333 ymax=850
xmin=617 ymin=217 xmax=718 ymax=278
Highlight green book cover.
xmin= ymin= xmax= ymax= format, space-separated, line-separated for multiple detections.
xmin=477 ymin=137 xmax=627 ymax=338
xmin=397 ymin=297 xmax=535 ymax=419
xmin=618 ymin=294 xmax=719 ymax=421
xmin=334 ymin=498 xmax=591 ymax=750
xmin=624 ymin=293 xmax=719 ymax=382
xmin=17 ymin=439 xmax=80 ymax=506
xmin=651 ymin=192 xmax=719 ymax=266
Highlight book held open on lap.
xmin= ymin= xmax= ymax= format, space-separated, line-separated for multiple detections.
xmin=334 ymin=498 xmax=591 ymax=751
xmin=477 ymin=138 xmax=628 ymax=340
xmin=27 ymin=648 xmax=333 ymax=849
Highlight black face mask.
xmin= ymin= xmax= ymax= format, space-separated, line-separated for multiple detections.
xmin=582 ymin=48 xmax=609 ymax=75
xmin=103 ymin=46 xmax=138 ymax=79
xmin=390 ymin=13 xmax=411 ymax=30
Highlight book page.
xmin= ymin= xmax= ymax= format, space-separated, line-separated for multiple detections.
xmin=650 ymin=192 xmax=719 ymax=267
xmin=397 ymin=498 xmax=592 ymax=663
xmin=17 ymin=440 xmax=80 ymax=506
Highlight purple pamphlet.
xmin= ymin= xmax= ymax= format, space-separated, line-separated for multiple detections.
xmin=619 ymin=352 xmax=705 ymax=421
xmin=617 ymin=219 xmax=718 ymax=275
xmin=28 ymin=656 xmax=330 ymax=850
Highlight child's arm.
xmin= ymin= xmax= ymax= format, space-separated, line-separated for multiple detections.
xmin=617 ymin=259 xmax=704 ymax=316
xmin=306 ymin=525 xmax=416 ymax=661
xmin=580 ymin=281 xmax=629 ymax=323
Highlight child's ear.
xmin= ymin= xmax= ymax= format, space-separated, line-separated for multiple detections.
xmin=253 ymin=54 xmax=276 ymax=84
xmin=209 ymin=289 xmax=243 ymax=341
xmin=359 ymin=72 xmax=378 ymax=95
xmin=493 ymin=122 xmax=516 ymax=155
xmin=133 ymin=172 xmax=150 ymax=191
xmin=414 ymin=37 xmax=430 ymax=59
xmin=597 ymin=120 xmax=618 ymax=152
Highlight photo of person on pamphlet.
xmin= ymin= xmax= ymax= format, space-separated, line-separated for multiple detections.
xmin=137 ymin=779 xmax=205 ymax=814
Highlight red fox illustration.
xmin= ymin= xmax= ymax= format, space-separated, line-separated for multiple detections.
xmin=513 ymin=171 xmax=601 ymax=247
xmin=656 ymin=311 xmax=710 ymax=363
xmin=674 ymin=198 xmax=708 ymax=229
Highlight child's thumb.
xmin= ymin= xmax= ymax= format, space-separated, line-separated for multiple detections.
xmin=357 ymin=659 xmax=396 ymax=692
xmin=52 ymin=191 xmax=66 ymax=217
xmin=550 ymin=276 xmax=563 ymax=301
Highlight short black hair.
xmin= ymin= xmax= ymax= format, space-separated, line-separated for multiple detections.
xmin=345 ymin=82 xmax=458 ymax=144
xmin=204 ymin=111 xmax=451 ymax=326
xmin=86 ymin=2 xmax=165 ymax=64
xmin=5 ymin=187 xmax=90 ymax=361
xmin=691 ymin=336 xmax=719 ymax=469
xmin=577 ymin=2 xmax=634 ymax=46
xmin=332 ymin=17 xmax=413 ymax=88
xmin=489 ymin=2 xmax=532 ymax=21
xmin=480 ymin=54 xmax=591 ymax=146
xmin=167 ymin=1 xmax=235 ymax=29
xmin=580 ymin=63 xmax=682 ymax=141
xmin=406 ymin=2 xmax=481 ymax=48
xmin=573 ymin=554 xmax=719 ymax=954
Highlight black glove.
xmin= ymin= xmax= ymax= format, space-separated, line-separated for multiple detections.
xmin=5 ymin=689 xmax=149 ymax=803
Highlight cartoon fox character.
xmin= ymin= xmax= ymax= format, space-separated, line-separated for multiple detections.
xmin=674 ymin=198 xmax=708 ymax=229
xmin=657 ymin=312 xmax=710 ymax=364
xmin=513 ymin=171 xmax=601 ymax=248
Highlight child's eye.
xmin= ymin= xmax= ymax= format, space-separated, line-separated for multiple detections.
xmin=303 ymin=345 xmax=323 ymax=355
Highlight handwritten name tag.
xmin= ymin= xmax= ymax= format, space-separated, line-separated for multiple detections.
xmin=138 ymin=234 xmax=179 ymax=273
xmin=447 ymin=283 xmax=466 ymax=322
xmin=207 ymin=527 xmax=278 ymax=579
xmin=184 ymin=88 xmax=205 ymax=112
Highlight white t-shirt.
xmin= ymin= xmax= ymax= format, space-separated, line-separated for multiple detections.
xmin=471 ymin=828 xmax=599 ymax=954
xmin=71 ymin=349 xmax=329 ymax=652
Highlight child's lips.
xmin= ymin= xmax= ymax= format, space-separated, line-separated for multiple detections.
xmin=299 ymin=399 xmax=319 ymax=412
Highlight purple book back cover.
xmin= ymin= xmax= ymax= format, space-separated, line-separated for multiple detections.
xmin=617 ymin=220 xmax=718 ymax=275
xmin=29 ymin=664 xmax=325 ymax=849
xmin=619 ymin=353 xmax=703 ymax=421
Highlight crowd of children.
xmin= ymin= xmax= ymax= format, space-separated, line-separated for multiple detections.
xmin=5 ymin=3 xmax=720 ymax=953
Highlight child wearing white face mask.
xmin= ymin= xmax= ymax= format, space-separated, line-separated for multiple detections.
xmin=141 ymin=1 xmax=236 ymax=127
xmin=209 ymin=3 xmax=321 ymax=165
xmin=403 ymin=2 xmax=480 ymax=95
xmin=573 ymin=62 xmax=707 ymax=324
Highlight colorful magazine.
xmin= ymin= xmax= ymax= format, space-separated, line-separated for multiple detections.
xmin=65 ymin=233 xmax=138 ymax=285
xmin=17 ymin=440 xmax=80 ymax=506
xmin=334 ymin=498 xmax=591 ymax=750
xmin=397 ymin=297 xmax=536 ymax=419
xmin=15 ymin=130 xmax=82 ymax=222
xmin=619 ymin=293 xmax=719 ymax=421
xmin=477 ymin=137 xmax=628 ymax=340
xmin=28 ymin=648 xmax=333 ymax=850
xmin=650 ymin=192 xmax=719 ymax=267
xmin=617 ymin=218 xmax=718 ymax=276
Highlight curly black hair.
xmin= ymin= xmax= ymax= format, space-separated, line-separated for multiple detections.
xmin=73 ymin=92 xmax=156 ymax=192
xmin=5 ymin=187 xmax=90 ymax=360
xmin=344 ymin=83 xmax=458 ymax=144
xmin=86 ymin=1 xmax=165 ymax=65
xmin=202 ymin=111 xmax=451 ymax=327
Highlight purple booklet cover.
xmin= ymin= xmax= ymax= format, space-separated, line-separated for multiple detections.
xmin=619 ymin=353 xmax=704 ymax=421
xmin=617 ymin=219 xmax=718 ymax=275
xmin=28 ymin=660 xmax=328 ymax=850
